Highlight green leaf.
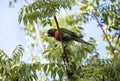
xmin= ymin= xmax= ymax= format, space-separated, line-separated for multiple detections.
xmin=32 ymin=74 xmax=38 ymax=81
xmin=25 ymin=7 xmax=29 ymax=14
xmin=119 ymin=1 xmax=120 ymax=5
xmin=9 ymin=1 xmax=13 ymax=7
xmin=96 ymin=0 xmax=100 ymax=6
xmin=43 ymin=64 xmax=48 ymax=73
xmin=80 ymin=5 xmax=87 ymax=11
xmin=23 ymin=15 xmax=28 ymax=25
xmin=58 ymin=69 xmax=63 ymax=79
xmin=18 ymin=15 xmax=23 ymax=24
xmin=110 ymin=0 xmax=115 ymax=3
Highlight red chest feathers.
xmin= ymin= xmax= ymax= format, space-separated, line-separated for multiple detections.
xmin=54 ymin=31 xmax=60 ymax=40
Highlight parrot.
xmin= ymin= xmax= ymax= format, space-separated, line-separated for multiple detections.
xmin=47 ymin=28 xmax=93 ymax=46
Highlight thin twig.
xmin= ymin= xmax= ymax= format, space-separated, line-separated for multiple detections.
xmin=53 ymin=16 xmax=61 ymax=32
xmin=53 ymin=16 xmax=69 ymax=63
xmin=53 ymin=16 xmax=64 ymax=44
xmin=43 ymin=0 xmax=71 ymax=77
xmin=43 ymin=1 xmax=68 ymax=63
xmin=92 ymin=12 xmax=115 ymax=54
xmin=53 ymin=16 xmax=70 ymax=76
xmin=24 ymin=0 xmax=44 ymax=51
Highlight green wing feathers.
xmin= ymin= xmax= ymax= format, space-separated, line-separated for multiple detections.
xmin=60 ymin=28 xmax=83 ymax=38
xmin=73 ymin=37 xmax=93 ymax=46
xmin=59 ymin=28 xmax=93 ymax=46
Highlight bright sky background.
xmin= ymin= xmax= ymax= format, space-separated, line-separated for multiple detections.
xmin=0 ymin=1 xmax=107 ymax=62
xmin=0 ymin=1 xmax=31 ymax=61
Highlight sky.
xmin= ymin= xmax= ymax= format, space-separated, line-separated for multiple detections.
xmin=0 ymin=1 xmax=107 ymax=62
xmin=0 ymin=1 xmax=31 ymax=61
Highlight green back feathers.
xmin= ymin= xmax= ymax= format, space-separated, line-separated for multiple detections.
xmin=60 ymin=28 xmax=82 ymax=38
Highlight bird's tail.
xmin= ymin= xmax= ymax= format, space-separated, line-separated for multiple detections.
xmin=74 ymin=37 xmax=93 ymax=46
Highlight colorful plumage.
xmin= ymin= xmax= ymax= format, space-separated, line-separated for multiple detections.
xmin=47 ymin=28 xmax=93 ymax=45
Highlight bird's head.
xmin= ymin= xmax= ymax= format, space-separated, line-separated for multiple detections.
xmin=47 ymin=28 xmax=57 ymax=37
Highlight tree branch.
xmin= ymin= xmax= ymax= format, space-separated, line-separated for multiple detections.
xmin=53 ymin=16 xmax=71 ymax=77
xmin=43 ymin=0 xmax=71 ymax=78
xmin=53 ymin=16 xmax=69 ymax=63
xmin=92 ymin=12 xmax=115 ymax=54
xmin=53 ymin=16 xmax=61 ymax=32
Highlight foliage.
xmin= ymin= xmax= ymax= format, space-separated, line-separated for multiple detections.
xmin=1 ymin=0 xmax=120 ymax=81
xmin=0 ymin=45 xmax=41 ymax=81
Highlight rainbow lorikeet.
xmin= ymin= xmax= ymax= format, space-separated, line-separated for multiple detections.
xmin=47 ymin=28 xmax=93 ymax=46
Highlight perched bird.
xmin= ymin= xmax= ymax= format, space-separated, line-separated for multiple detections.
xmin=47 ymin=28 xmax=93 ymax=45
